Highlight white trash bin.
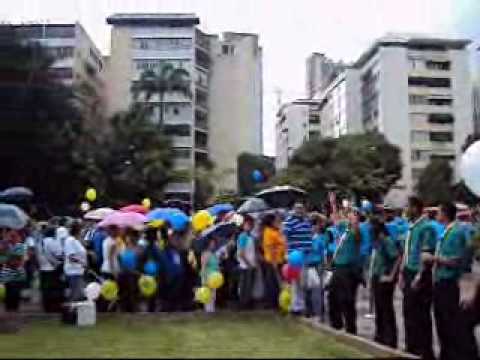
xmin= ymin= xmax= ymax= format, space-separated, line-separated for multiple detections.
xmin=72 ymin=301 xmax=96 ymax=327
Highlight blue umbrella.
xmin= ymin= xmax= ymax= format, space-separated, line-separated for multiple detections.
xmin=146 ymin=208 xmax=182 ymax=222
xmin=208 ymin=203 xmax=234 ymax=217
xmin=0 ymin=203 xmax=29 ymax=229
xmin=0 ymin=187 xmax=34 ymax=203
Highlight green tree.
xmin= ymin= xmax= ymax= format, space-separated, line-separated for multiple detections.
xmin=415 ymin=159 xmax=454 ymax=206
xmin=237 ymin=153 xmax=275 ymax=196
xmin=272 ymin=133 xmax=402 ymax=206
xmin=85 ymin=102 xmax=174 ymax=207
xmin=132 ymin=64 xmax=191 ymax=126
xmin=0 ymin=26 xmax=89 ymax=214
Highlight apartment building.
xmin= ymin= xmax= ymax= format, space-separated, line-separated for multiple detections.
xmin=305 ymin=52 xmax=344 ymax=99
xmin=275 ymin=100 xmax=321 ymax=170
xmin=312 ymin=33 xmax=473 ymax=206
xmin=11 ymin=23 xmax=106 ymax=130
xmin=105 ymin=14 xmax=263 ymax=203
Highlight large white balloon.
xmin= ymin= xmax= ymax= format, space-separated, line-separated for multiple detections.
xmin=84 ymin=282 xmax=102 ymax=301
xmin=461 ymin=141 xmax=480 ymax=196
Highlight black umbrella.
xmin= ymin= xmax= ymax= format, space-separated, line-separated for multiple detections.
xmin=254 ymin=185 xmax=307 ymax=209
xmin=237 ymin=197 xmax=270 ymax=214
xmin=0 ymin=187 xmax=34 ymax=203
xmin=194 ymin=222 xmax=238 ymax=252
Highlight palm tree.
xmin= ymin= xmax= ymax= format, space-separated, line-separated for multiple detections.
xmin=132 ymin=63 xmax=191 ymax=127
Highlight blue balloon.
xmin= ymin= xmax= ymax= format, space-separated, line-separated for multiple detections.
xmin=119 ymin=249 xmax=137 ymax=271
xmin=252 ymin=170 xmax=264 ymax=183
xmin=288 ymin=250 xmax=304 ymax=268
xmin=144 ymin=260 xmax=158 ymax=276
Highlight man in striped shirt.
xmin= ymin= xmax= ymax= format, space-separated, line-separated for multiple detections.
xmin=283 ymin=202 xmax=313 ymax=315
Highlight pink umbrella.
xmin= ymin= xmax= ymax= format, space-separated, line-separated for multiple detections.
xmin=97 ymin=211 xmax=147 ymax=229
xmin=119 ymin=204 xmax=148 ymax=215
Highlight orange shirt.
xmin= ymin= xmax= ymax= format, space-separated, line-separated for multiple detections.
xmin=262 ymin=226 xmax=286 ymax=265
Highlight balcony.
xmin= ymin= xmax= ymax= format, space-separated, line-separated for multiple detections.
xmin=171 ymin=136 xmax=193 ymax=147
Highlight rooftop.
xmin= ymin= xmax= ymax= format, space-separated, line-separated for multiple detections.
xmin=355 ymin=32 xmax=472 ymax=68
xmin=107 ymin=13 xmax=200 ymax=26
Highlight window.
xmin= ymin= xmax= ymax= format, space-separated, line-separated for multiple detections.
xmin=135 ymin=59 xmax=190 ymax=72
xmin=172 ymin=148 xmax=191 ymax=159
xmin=45 ymin=26 xmax=75 ymax=38
xmin=408 ymin=77 xmax=451 ymax=88
xmin=411 ymin=150 xmax=430 ymax=161
xmin=426 ymin=61 xmax=450 ymax=71
xmin=222 ymin=45 xmax=229 ymax=55
xmin=431 ymin=154 xmax=455 ymax=161
xmin=309 ymin=114 xmax=320 ymax=124
xmin=411 ymin=130 xmax=429 ymax=143
xmin=195 ymin=48 xmax=210 ymax=69
xmin=409 ymin=94 xmax=427 ymax=105
xmin=428 ymin=98 xmax=452 ymax=106
xmin=133 ymin=38 xmax=192 ymax=51
xmin=163 ymin=124 xmax=191 ymax=137
xmin=429 ymin=113 xmax=454 ymax=124
xmin=195 ymin=131 xmax=208 ymax=150
xmin=308 ymin=131 xmax=319 ymax=139
xmin=430 ymin=132 xmax=453 ymax=142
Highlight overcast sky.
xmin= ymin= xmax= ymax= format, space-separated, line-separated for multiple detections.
xmin=2 ymin=0 xmax=479 ymax=156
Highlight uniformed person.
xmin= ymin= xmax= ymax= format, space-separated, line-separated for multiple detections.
xmin=400 ymin=196 xmax=436 ymax=360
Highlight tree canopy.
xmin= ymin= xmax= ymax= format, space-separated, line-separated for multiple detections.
xmin=237 ymin=153 xmax=275 ymax=196
xmin=272 ymin=133 xmax=402 ymax=206
xmin=415 ymin=159 xmax=454 ymax=206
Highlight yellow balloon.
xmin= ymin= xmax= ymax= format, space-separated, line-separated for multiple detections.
xmin=101 ymin=280 xmax=119 ymax=301
xmin=279 ymin=287 xmax=292 ymax=312
xmin=194 ymin=286 xmax=212 ymax=305
xmin=142 ymin=198 xmax=151 ymax=209
xmin=0 ymin=284 xmax=5 ymax=302
xmin=138 ymin=275 xmax=157 ymax=298
xmin=207 ymin=271 xmax=224 ymax=290
xmin=192 ymin=210 xmax=214 ymax=232
xmin=85 ymin=188 xmax=97 ymax=202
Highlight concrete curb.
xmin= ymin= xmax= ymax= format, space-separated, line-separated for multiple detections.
xmin=299 ymin=317 xmax=419 ymax=359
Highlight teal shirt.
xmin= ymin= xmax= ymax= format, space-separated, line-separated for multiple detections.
xmin=372 ymin=236 xmax=399 ymax=277
xmin=435 ymin=222 xmax=467 ymax=282
xmin=333 ymin=222 xmax=361 ymax=268
xmin=403 ymin=217 xmax=437 ymax=274
xmin=201 ymin=252 xmax=219 ymax=284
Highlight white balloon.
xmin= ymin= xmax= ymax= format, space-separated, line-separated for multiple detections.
xmin=461 ymin=141 xmax=480 ymax=196
xmin=80 ymin=201 xmax=91 ymax=212
xmin=231 ymin=213 xmax=244 ymax=227
xmin=84 ymin=282 xmax=102 ymax=301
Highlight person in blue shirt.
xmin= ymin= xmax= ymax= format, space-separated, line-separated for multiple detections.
xmin=304 ymin=213 xmax=327 ymax=319
xmin=283 ymin=202 xmax=313 ymax=315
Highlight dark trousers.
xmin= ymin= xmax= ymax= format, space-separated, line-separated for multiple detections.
xmin=458 ymin=303 xmax=480 ymax=360
xmin=238 ymin=268 xmax=256 ymax=309
xmin=263 ymin=263 xmax=280 ymax=309
xmin=4 ymin=281 xmax=23 ymax=312
xmin=40 ymin=270 xmax=65 ymax=313
xmin=328 ymin=267 xmax=359 ymax=334
xmin=373 ymin=277 xmax=397 ymax=348
xmin=433 ymin=279 xmax=462 ymax=360
xmin=118 ymin=272 xmax=139 ymax=313
xmin=403 ymin=269 xmax=434 ymax=360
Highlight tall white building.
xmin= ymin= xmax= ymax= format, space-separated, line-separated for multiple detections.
xmin=208 ymin=32 xmax=263 ymax=192
xmin=12 ymin=23 xmax=106 ymax=130
xmin=315 ymin=33 xmax=474 ymax=207
xmin=275 ymin=100 xmax=321 ymax=169
xmin=105 ymin=14 xmax=263 ymax=203
xmin=306 ymin=53 xmax=344 ymax=99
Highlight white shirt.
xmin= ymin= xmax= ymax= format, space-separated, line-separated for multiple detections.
xmin=63 ymin=236 xmax=87 ymax=276
xmin=101 ymin=236 xmax=119 ymax=275
xmin=36 ymin=236 xmax=64 ymax=271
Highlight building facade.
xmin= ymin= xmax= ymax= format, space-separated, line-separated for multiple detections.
xmin=208 ymin=32 xmax=263 ymax=192
xmin=106 ymin=14 xmax=263 ymax=203
xmin=12 ymin=23 xmax=106 ymax=130
xmin=275 ymin=100 xmax=321 ymax=170
xmin=305 ymin=52 xmax=344 ymax=99
xmin=309 ymin=33 xmax=473 ymax=207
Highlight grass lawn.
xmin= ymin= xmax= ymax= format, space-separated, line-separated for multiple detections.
xmin=1 ymin=312 xmax=372 ymax=359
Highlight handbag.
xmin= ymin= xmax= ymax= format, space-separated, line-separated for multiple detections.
xmin=306 ymin=267 xmax=321 ymax=289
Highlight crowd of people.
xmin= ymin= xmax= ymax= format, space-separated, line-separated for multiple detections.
xmin=1 ymin=195 xmax=480 ymax=360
